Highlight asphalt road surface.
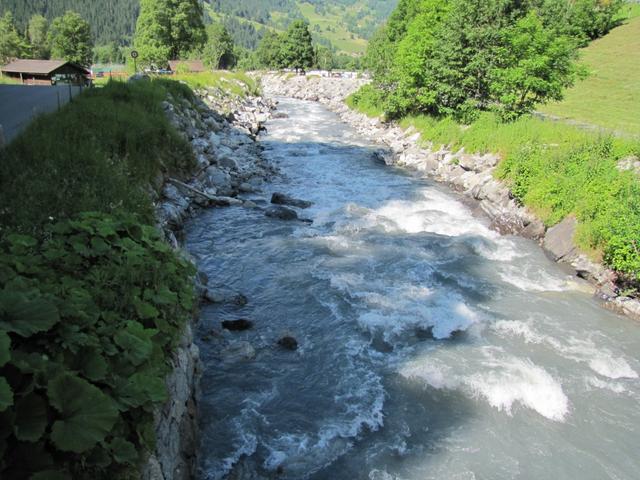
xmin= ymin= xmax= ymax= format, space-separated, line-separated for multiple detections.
xmin=0 ymin=84 xmax=82 ymax=145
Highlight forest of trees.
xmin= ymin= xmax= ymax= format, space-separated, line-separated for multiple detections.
xmin=0 ymin=0 xmax=397 ymax=63
xmin=0 ymin=10 xmax=93 ymax=66
xmin=0 ymin=0 xmax=138 ymax=45
xmin=359 ymin=0 xmax=625 ymax=121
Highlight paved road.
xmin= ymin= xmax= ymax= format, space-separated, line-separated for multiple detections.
xmin=0 ymin=85 xmax=83 ymax=145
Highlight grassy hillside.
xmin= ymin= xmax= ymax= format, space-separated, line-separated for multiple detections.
xmin=298 ymin=2 xmax=368 ymax=53
xmin=539 ymin=10 xmax=640 ymax=136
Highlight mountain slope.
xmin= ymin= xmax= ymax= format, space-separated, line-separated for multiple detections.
xmin=0 ymin=0 xmax=396 ymax=54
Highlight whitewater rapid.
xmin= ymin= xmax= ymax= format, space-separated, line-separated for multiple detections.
xmin=186 ymin=98 xmax=640 ymax=480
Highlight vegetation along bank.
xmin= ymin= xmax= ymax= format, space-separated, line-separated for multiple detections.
xmin=0 ymin=72 xmax=276 ymax=479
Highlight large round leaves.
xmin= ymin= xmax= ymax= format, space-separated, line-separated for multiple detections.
xmin=47 ymin=374 xmax=118 ymax=453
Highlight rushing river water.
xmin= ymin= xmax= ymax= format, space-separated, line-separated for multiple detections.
xmin=186 ymin=98 xmax=640 ymax=480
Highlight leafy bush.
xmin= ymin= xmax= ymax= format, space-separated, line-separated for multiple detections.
xmin=0 ymin=80 xmax=195 ymax=234
xmin=346 ymin=84 xmax=386 ymax=118
xmin=497 ymin=137 xmax=640 ymax=278
xmin=0 ymin=213 xmax=196 ymax=479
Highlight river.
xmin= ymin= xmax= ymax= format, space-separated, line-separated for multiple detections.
xmin=186 ymin=98 xmax=640 ymax=480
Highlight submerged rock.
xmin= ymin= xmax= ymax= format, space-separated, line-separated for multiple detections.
xmin=222 ymin=319 xmax=254 ymax=331
xmin=232 ymin=294 xmax=249 ymax=306
xmin=202 ymin=288 xmax=225 ymax=304
xmin=265 ymin=206 xmax=299 ymax=221
xmin=221 ymin=341 xmax=256 ymax=362
xmin=278 ymin=336 xmax=298 ymax=351
xmin=271 ymin=192 xmax=313 ymax=209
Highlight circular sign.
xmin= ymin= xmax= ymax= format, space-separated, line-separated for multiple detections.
xmin=130 ymin=50 xmax=139 ymax=59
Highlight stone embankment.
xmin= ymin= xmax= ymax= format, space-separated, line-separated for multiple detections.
xmin=144 ymin=85 xmax=277 ymax=480
xmin=260 ymin=73 xmax=640 ymax=321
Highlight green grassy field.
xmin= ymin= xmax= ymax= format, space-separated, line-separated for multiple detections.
xmin=172 ymin=71 xmax=260 ymax=96
xmin=298 ymin=2 xmax=368 ymax=54
xmin=539 ymin=14 xmax=640 ymax=136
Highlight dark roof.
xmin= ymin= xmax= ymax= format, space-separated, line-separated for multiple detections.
xmin=1 ymin=59 xmax=90 ymax=75
xmin=168 ymin=60 xmax=206 ymax=73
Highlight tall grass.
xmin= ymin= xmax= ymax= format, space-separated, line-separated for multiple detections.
xmin=172 ymin=71 xmax=260 ymax=96
xmin=0 ymin=79 xmax=195 ymax=233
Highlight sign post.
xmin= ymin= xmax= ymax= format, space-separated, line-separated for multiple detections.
xmin=131 ymin=50 xmax=139 ymax=74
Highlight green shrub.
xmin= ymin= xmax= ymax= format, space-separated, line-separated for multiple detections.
xmin=0 ymin=80 xmax=195 ymax=234
xmin=497 ymin=137 xmax=640 ymax=278
xmin=346 ymin=84 xmax=386 ymax=118
xmin=0 ymin=213 xmax=196 ymax=479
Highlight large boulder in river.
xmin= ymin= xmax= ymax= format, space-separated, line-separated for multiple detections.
xmin=265 ymin=206 xmax=299 ymax=221
xmin=271 ymin=192 xmax=313 ymax=209
xmin=544 ymin=216 xmax=578 ymax=261
xmin=222 ymin=319 xmax=254 ymax=331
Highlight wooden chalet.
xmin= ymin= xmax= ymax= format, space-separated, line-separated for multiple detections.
xmin=168 ymin=60 xmax=206 ymax=74
xmin=0 ymin=59 xmax=91 ymax=86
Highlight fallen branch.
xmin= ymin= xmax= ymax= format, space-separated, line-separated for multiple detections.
xmin=167 ymin=177 xmax=216 ymax=201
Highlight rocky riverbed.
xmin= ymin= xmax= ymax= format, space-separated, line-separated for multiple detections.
xmin=260 ymin=73 xmax=640 ymax=321
xmin=145 ymin=84 xmax=279 ymax=480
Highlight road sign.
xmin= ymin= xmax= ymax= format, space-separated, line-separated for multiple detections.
xmin=131 ymin=50 xmax=139 ymax=59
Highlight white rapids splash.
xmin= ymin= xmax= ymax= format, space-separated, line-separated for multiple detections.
xmin=186 ymin=98 xmax=640 ymax=480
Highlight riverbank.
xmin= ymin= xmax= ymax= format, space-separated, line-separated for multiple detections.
xmin=0 ymin=75 xmax=276 ymax=480
xmin=147 ymin=79 xmax=277 ymax=479
xmin=260 ymin=73 xmax=640 ymax=321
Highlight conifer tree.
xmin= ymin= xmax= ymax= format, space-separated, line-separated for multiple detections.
xmin=280 ymin=20 xmax=313 ymax=71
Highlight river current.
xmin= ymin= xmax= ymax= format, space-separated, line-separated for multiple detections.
xmin=186 ymin=98 xmax=640 ymax=480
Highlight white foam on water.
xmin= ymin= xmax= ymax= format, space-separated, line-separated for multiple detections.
xmin=369 ymin=469 xmax=406 ymax=480
xmin=497 ymin=264 xmax=572 ymax=292
xmin=371 ymin=190 xmax=492 ymax=238
xmin=492 ymin=320 xmax=639 ymax=380
xmin=400 ymin=349 xmax=569 ymax=422
xmin=465 ymin=357 xmax=569 ymax=421
xmin=587 ymin=376 xmax=628 ymax=394
xmin=356 ymin=291 xmax=480 ymax=341
xmin=321 ymin=268 xmax=482 ymax=341
xmin=261 ymin=392 xmax=385 ymax=478
xmin=588 ymin=357 xmax=638 ymax=380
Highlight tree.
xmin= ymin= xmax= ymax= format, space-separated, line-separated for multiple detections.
xmin=256 ymin=30 xmax=284 ymax=69
xmin=0 ymin=11 xmax=29 ymax=64
xmin=134 ymin=0 xmax=206 ymax=68
xmin=280 ymin=20 xmax=314 ymax=71
xmin=570 ymin=0 xmax=624 ymax=43
xmin=489 ymin=12 xmax=581 ymax=119
xmin=28 ymin=14 xmax=49 ymax=59
xmin=202 ymin=23 xmax=235 ymax=69
xmin=48 ymin=11 xmax=93 ymax=66
xmin=314 ymin=45 xmax=334 ymax=71
xmin=363 ymin=0 xmax=582 ymax=121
